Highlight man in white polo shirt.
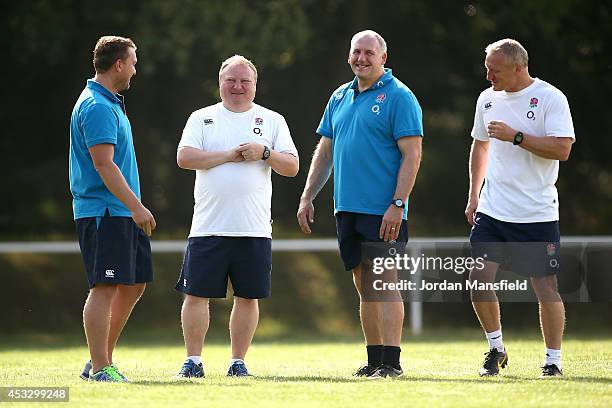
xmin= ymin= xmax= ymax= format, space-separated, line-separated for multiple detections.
xmin=174 ymin=55 xmax=299 ymax=378
xmin=465 ymin=39 xmax=575 ymax=378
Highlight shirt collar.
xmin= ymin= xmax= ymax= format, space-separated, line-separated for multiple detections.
xmin=87 ymin=79 xmax=122 ymax=104
xmin=350 ymin=68 xmax=393 ymax=92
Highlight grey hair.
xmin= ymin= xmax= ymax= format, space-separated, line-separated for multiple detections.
xmin=219 ymin=55 xmax=258 ymax=82
xmin=351 ymin=30 xmax=387 ymax=53
xmin=485 ymin=38 xmax=528 ymax=67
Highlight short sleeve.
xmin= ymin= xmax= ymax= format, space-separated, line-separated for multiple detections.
xmin=471 ymin=94 xmax=489 ymax=141
xmin=316 ymin=92 xmax=336 ymax=139
xmin=81 ymin=104 xmax=118 ymax=147
xmin=544 ymin=92 xmax=575 ymax=139
xmin=272 ymin=115 xmax=298 ymax=156
xmin=178 ymin=112 xmax=205 ymax=150
xmin=391 ymin=90 xmax=423 ymax=139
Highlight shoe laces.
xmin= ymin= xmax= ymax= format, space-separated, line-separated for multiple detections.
xmin=355 ymin=364 xmax=377 ymax=376
xmin=371 ymin=364 xmax=400 ymax=378
xmin=230 ymin=361 xmax=248 ymax=375
xmin=541 ymin=364 xmax=560 ymax=375
xmin=98 ymin=365 xmax=123 ymax=381
xmin=378 ymin=364 xmax=399 ymax=373
xmin=110 ymin=364 xmax=128 ymax=381
xmin=179 ymin=360 xmax=197 ymax=375
xmin=482 ymin=349 xmax=502 ymax=370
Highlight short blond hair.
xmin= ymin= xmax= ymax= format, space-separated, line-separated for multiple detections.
xmin=351 ymin=30 xmax=387 ymax=53
xmin=219 ymin=55 xmax=258 ymax=82
xmin=485 ymin=38 xmax=528 ymax=68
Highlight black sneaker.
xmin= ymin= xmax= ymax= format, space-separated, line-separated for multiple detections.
xmin=353 ymin=364 xmax=378 ymax=377
xmin=479 ymin=348 xmax=508 ymax=377
xmin=367 ymin=364 xmax=403 ymax=379
xmin=176 ymin=359 xmax=204 ymax=378
xmin=541 ymin=364 xmax=563 ymax=377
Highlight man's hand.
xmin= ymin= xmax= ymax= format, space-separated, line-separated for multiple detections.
xmin=227 ymin=147 xmax=246 ymax=163
xmin=297 ymin=197 xmax=315 ymax=234
xmin=237 ymin=143 xmax=265 ymax=161
xmin=131 ymin=204 xmax=156 ymax=236
xmin=380 ymin=205 xmax=403 ymax=242
xmin=487 ymin=120 xmax=516 ymax=142
xmin=465 ymin=197 xmax=479 ymax=226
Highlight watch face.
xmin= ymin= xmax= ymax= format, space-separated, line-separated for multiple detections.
xmin=394 ymin=199 xmax=403 ymax=207
xmin=514 ymin=132 xmax=524 ymax=145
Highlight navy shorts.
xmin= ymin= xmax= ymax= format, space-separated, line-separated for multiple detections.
xmin=469 ymin=212 xmax=560 ymax=277
xmin=76 ymin=213 xmax=153 ymax=289
xmin=335 ymin=211 xmax=408 ymax=271
xmin=176 ymin=236 xmax=272 ymax=299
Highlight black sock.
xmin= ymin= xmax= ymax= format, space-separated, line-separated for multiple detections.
xmin=366 ymin=345 xmax=383 ymax=366
xmin=383 ymin=346 xmax=401 ymax=369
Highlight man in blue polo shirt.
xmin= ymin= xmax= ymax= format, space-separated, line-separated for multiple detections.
xmin=297 ymin=30 xmax=423 ymax=378
xmin=69 ymin=36 xmax=156 ymax=382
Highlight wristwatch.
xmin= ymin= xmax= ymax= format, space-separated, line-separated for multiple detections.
xmin=392 ymin=198 xmax=405 ymax=209
xmin=513 ymin=131 xmax=524 ymax=145
xmin=261 ymin=145 xmax=271 ymax=160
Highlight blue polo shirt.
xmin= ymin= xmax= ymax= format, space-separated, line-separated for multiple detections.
xmin=317 ymin=68 xmax=423 ymax=219
xmin=69 ymin=79 xmax=141 ymax=220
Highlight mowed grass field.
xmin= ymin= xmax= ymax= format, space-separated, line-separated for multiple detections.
xmin=0 ymin=333 xmax=610 ymax=407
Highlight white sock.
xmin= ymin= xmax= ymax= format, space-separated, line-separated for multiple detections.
xmin=485 ymin=329 xmax=505 ymax=352
xmin=229 ymin=358 xmax=244 ymax=367
xmin=187 ymin=356 xmax=202 ymax=365
xmin=544 ymin=348 xmax=561 ymax=369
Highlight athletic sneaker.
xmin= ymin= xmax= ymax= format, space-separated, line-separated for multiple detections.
xmin=111 ymin=364 xmax=129 ymax=382
xmin=367 ymin=364 xmax=403 ymax=379
xmin=80 ymin=361 xmax=128 ymax=382
xmin=541 ymin=364 xmax=563 ymax=377
xmin=91 ymin=365 xmax=125 ymax=382
xmin=479 ymin=348 xmax=508 ymax=376
xmin=176 ymin=359 xmax=204 ymax=378
xmin=227 ymin=361 xmax=250 ymax=377
xmin=80 ymin=360 xmax=93 ymax=380
xmin=353 ymin=364 xmax=378 ymax=377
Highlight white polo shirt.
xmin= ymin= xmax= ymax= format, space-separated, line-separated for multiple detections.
xmin=179 ymin=102 xmax=298 ymax=238
xmin=471 ymin=78 xmax=575 ymax=223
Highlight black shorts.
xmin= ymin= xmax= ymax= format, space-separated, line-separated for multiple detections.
xmin=335 ymin=211 xmax=408 ymax=271
xmin=176 ymin=236 xmax=272 ymax=299
xmin=469 ymin=212 xmax=560 ymax=277
xmin=76 ymin=213 xmax=153 ymax=289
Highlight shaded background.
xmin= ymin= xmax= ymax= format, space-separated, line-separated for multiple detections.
xmin=1 ymin=0 xmax=611 ymax=335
